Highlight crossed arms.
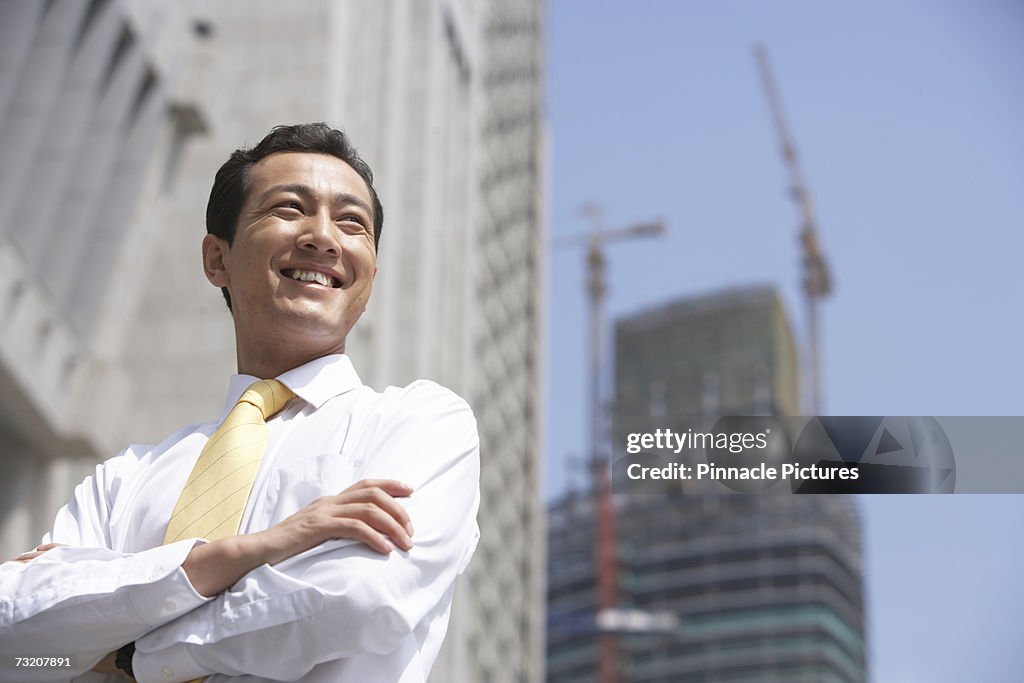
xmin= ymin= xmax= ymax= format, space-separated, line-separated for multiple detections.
xmin=0 ymin=385 xmax=480 ymax=682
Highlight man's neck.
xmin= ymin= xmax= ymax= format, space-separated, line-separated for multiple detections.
xmin=236 ymin=347 xmax=344 ymax=379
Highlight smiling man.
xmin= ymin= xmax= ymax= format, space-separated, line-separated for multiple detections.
xmin=0 ymin=123 xmax=481 ymax=683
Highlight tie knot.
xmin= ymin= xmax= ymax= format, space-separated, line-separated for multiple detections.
xmin=238 ymin=379 xmax=295 ymax=420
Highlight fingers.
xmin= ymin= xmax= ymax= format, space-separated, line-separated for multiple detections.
xmin=333 ymin=500 xmax=414 ymax=552
xmin=35 ymin=543 xmax=66 ymax=552
xmin=337 ymin=480 xmax=415 ymax=536
xmin=9 ymin=543 xmax=68 ymax=563
xmin=269 ymin=479 xmax=418 ymax=561
xmin=89 ymin=652 xmax=120 ymax=675
xmin=10 ymin=552 xmax=41 ymax=563
xmin=11 ymin=550 xmax=47 ymax=563
xmin=342 ymin=479 xmax=414 ymax=497
xmin=315 ymin=480 xmax=416 ymax=553
xmin=330 ymin=517 xmax=401 ymax=554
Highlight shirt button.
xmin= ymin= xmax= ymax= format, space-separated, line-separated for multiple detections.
xmin=163 ymin=599 xmax=177 ymax=612
xmin=162 ymin=666 xmax=174 ymax=679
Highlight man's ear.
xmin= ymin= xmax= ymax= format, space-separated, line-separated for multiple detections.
xmin=202 ymin=234 xmax=230 ymax=288
xmin=359 ymin=266 xmax=378 ymax=315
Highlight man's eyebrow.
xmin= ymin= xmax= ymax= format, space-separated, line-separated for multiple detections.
xmin=331 ymin=192 xmax=373 ymax=218
xmin=255 ymin=183 xmax=315 ymax=205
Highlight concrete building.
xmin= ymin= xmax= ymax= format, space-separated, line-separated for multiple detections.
xmin=0 ymin=1 xmax=545 ymax=680
xmin=546 ymin=286 xmax=866 ymax=681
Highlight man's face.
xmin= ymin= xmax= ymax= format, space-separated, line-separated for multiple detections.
xmin=203 ymin=152 xmax=377 ymax=357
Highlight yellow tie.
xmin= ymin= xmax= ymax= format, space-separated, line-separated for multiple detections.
xmin=164 ymin=379 xmax=294 ymax=544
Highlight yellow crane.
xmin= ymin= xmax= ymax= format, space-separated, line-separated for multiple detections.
xmin=754 ymin=44 xmax=833 ymax=416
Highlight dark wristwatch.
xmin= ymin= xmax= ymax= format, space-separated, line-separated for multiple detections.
xmin=115 ymin=642 xmax=136 ymax=679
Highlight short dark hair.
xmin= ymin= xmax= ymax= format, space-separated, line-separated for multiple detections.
xmin=206 ymin=122 xmax=383 ymax=310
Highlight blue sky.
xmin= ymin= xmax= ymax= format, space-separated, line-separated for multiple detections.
xmin=545 ymin=1 xmax=1024 ymax=680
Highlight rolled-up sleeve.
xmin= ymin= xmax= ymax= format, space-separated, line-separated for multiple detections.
xmin=132 ymin=382 xmax=481 ymax=683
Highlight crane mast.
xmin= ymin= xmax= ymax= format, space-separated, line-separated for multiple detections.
xmin=556 ymin=208 xmax=665 ymax=683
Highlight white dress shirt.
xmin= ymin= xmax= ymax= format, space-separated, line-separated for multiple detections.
xmin=0 ymin=355 xmax=481 ymax=683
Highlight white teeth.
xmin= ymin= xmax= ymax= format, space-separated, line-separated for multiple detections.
xmin=289 ymin=269 xmax=333 ymax=287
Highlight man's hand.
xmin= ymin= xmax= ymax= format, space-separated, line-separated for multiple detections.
xmin=254 ymin=479 xmax=416 ymax=563
xmin=90 ymin=651 xmax=130 ymax=677
xmin=7 ymin=546 xmax=131 ymax=677
xmin=182 ymin=479 xmax=415 ymax=597
xmin=8 ymin=542 xmax=67 ymax=563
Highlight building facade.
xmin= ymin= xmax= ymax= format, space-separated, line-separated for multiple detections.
xmin=0 ymin=1 xmax=545 ymax=680
xmin=547 ymin=493 xmax=867 ymax=683
xmin=547 ymin=286 xmax=866 ymax=681
xmin=614 ymin=284 xmax=800 ymax=420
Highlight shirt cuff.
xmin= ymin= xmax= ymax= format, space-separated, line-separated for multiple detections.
xmin=133 ymin=641 xmax=207 ymax=683
xmin=127 ymin=539 xmax=213 ymax=626
xmin=0 ymin=538 xmax=211 ymax=628
xmin=136 ymin=561 xmax=325 ymax=649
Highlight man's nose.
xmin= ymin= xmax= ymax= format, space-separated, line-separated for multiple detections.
xmin=298 ymin=211 xmax=340 ymax=255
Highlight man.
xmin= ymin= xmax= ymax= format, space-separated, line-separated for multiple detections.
xmin=0 ymin=123 xmax=480 ymax=683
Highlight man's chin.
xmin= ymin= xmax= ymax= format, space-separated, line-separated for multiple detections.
xmin=244 ymin=307 xmax=345 ymax=340
xmin=279 ymin=313 xmax=348 ymax=338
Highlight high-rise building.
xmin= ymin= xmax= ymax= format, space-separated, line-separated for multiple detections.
xmin=614 ymin=284 xmax=800 ymax=419
xmin=0 ymin=1 xmax=545 ymax=680
xmin=547 ymin=493 xmax=866 ymax=683
xmin=547 ymin=285 xmax=866 ymax=682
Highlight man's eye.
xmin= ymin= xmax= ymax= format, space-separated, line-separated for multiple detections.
xmin=338 ymin=214 xmax=366 ymax=226
xmin=276 ymin=201 xmax=303 ymax=212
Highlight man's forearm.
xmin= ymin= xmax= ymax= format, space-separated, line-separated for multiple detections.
xmin=180 ymin=536 xmax=269 ymax=598
xmin=180 ymin=529 xmax=314 ymax=598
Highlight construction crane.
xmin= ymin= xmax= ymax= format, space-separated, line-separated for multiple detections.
xmin=554 ymin=205 xmax=665 ymax=683
xmin=754 ymin=44 xmax=833 ymax=416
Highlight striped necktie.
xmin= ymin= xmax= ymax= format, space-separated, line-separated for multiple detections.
xmin=164 ymin=379 xmax=294 ymax=544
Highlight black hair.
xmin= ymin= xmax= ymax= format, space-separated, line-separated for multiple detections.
xmin=206 ymin=122 xmax=383 ymax=310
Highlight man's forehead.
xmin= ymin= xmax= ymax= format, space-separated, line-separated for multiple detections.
xmin=247 ymin=152 xmax=371 ymax=201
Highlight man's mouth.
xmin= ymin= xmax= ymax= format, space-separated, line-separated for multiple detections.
xmin=282 ymin=269 xmax=341 ymax=288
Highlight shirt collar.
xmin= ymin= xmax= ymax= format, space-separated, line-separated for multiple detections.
xmin=222 ymin=354 xmax=363 ymax=415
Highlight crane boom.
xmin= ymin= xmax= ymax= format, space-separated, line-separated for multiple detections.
xmin=754 ymin=44 xmax=832 ymax=415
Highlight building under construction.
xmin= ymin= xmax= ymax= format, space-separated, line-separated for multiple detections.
xmin=546 ymin=285 xmax=866 ymax=682
xmin=615 ymin=285 xmax=800 ymax=420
